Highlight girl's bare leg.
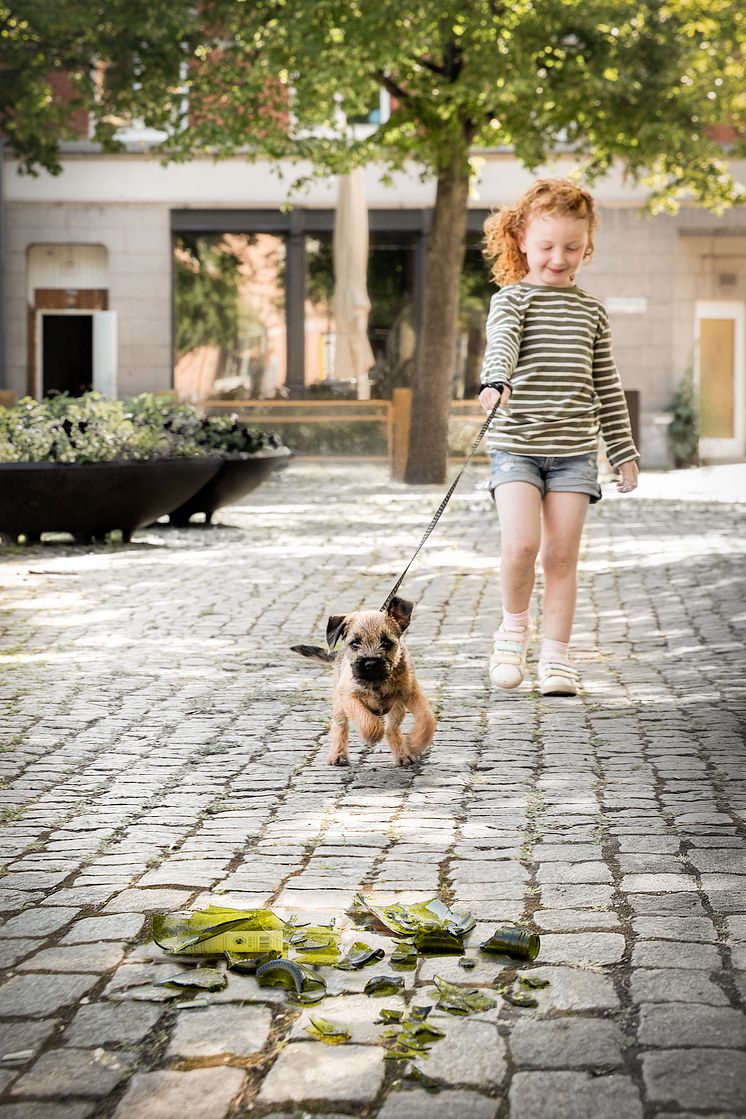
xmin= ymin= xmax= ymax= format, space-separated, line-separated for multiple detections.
xmin=494 ymin=482 xmax=543 ymax=612
xmin=539 ymin=492 xmax=590 ymax=643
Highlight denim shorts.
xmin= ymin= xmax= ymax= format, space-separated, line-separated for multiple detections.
xmin=489 ymin=450 xmax=602 ymax=504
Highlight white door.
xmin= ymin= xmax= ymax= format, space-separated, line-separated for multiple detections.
xmin=694 ymin=301 xmax=745 ymax=461
xmin=93 ymin=311 xmax=118 ymax=399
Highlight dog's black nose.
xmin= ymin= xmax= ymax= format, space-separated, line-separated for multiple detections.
xmin=353 ymin=656 xmax=388 ymax=681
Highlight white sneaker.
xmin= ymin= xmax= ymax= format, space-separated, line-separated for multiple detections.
xmin=489 ymin=625 xmax=532 ymax=689
xmin=538 ymin=659 xmax=580 ymax=696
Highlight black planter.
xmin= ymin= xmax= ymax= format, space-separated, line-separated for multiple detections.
xmin=0 ymin=457 xmax=222 ymax=543
xmin=168 ymin=448 xmax=292 ymax=525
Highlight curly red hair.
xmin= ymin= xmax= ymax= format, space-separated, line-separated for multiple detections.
xmin=484 ymin=178 xmax=598 ymax=286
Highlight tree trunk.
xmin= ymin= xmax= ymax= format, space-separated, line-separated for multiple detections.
xmin=404 ymin=155 xmax=470 ymax=484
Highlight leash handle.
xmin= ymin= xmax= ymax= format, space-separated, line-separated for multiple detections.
xmin=380 ymin=402 xmax=499 ymax=612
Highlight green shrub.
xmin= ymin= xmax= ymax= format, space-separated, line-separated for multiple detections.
xmin=668 ymin=367 xmax=699 ymax=468
xmin=0 ymin=392 xmax=286 ymax=463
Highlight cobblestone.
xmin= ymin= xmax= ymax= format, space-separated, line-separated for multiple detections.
xmin=1 ymin=461 xmax=745 ymax=1117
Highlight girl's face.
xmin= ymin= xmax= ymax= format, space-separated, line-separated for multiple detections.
xmin=518 ymin=212 xmax=589 ymax=287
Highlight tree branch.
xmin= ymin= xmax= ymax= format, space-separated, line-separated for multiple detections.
xmin=375 ymin=69 xmax=410 ymax=100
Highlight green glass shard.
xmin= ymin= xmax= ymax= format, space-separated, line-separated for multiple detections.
xmin=480 ymin=927 xmax=540 ymax=961
xmin=304 ymin=1016 xmax=351 ymax=1045
xmin=406 ymin=1066 xmax=442 ymax=1092
xmin=505 ymin=990 xmax=538 ymax=1008
xmin=364 ymin=975 xmax=405 ymax=997
xmin=384 ymin=1044 xmax=427 ymax=1061
xmin=158 ymin=968 xmax=227 ymax=992
xmin=430 ymin=975 xmax=497 ymax=1015
xmin=354 ymin=893 xmax=474 ymax=938
xmin=390 ymin=941 xmax=418 ymax=970
xmin=152 ymin=907 xmax=285 ymax=957
xmin=290 ymin=926 xmax=340 ymax=966
xmin=379 ymin=1027 xmax=402 ymax=1040
xmin=335 ymin=941 xmax=385 ymax=971
xmin=225 ymin=949 xmax=281 ymax=974
xmin=413 ymin=928 xmax=464 ymax=955
xmin=518 ymin=974 xmax=550 ymax=989
xmin=408 ymin=1004 xmax=433 ymax=1021
xmin=407 ymin=1023 xmax=446 ymax=1044
xmin=376 ymin=1008 xmax=405 ymax=1023
xmin=256 ymin=958 xmax=325 ymax=997
xmin=287 ymin=987 xmax=327 ymax=1007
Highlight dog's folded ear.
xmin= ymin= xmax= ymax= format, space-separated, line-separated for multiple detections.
xmin=386 ymin=596 xmax=414 ymax=632
xmin=326 ymin=614 xmax=349 ymax=650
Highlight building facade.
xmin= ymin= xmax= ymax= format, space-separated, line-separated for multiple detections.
xmin=4 ymin=149 xmax=746 ymax=466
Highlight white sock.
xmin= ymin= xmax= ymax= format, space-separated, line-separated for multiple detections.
xmin=502 ymin=608 xmax=531 ymax=630
xmin=541 ymin=638 xmax=572 ymax=664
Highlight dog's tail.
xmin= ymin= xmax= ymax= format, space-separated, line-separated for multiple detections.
xmin=291 ymin=644 xmax=337 ymax=664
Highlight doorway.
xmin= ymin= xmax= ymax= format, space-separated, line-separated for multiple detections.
xmin=694 ymin=301 xmax=746 ymax=461
xmin=39 ymin=312 xmax=94 ymax=397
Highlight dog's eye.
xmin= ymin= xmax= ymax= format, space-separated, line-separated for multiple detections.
xmin=380 ymin=637 xmax=394 ymax=651
xmin=349 ymin=639 xmax=361 ymax=649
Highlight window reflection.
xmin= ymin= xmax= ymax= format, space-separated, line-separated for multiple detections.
xmin=174 ymin=233 xmax=286 ymax=402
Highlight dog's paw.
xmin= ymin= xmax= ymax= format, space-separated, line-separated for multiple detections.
xmin=327 ymin=752 xmax=350 ymax=767
xmin=396 ymin=753 xmax=416 ymax=767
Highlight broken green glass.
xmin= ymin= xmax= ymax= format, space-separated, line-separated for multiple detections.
xmin=408 ymin=1004 xmax=433 ymax=1021
xmin=504 ymin=990 xmax=538 ymax=1008
xmin=291 ymin=926 xmax=340 ymax=966
xmin=335 ymin=941 xmax=385 ymax=971
xmin=390 ymin=942 xmax=418 ymax=970
xmin=405 ymin=1066 xmax=442 ymax=1092
xmin=364 ymin=975 xmax=405 ymax=997
xmin=152 ymin=906 xmax=285 ymax=957
xmin=354 ymin=894 xmax=474 ymax=939
xmin=479 ymin=927 xmax=540 ymax=961
xmin=304 ymin=1016 xmax=351 ymax=1045
xmin=413 ymin=928 xmax=464 ymax=955
xmin=255 ymin=959 xmax=325 ymax=997
xmin=224 ymin=949 xmax=281 ymax=974
xmin=375 ymin=1008 xmax=405 ymax=1023
xmin=518 ymin=974 xmax=550 ymax=989
xmin=429 ymin=975 xmax=497 ymax=1015
xmin=458 ymin=957 xmax=476 ymax=969
xmin=158 ymin=968 xmax=227 ymax=992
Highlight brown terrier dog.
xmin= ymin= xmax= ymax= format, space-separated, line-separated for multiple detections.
xmin=291 ymin=596 xmax=436 ymax=767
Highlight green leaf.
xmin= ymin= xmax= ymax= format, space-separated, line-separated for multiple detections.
xmin=305 ymin=1016 xmax=351 ymax=1045
xmin=335 ymin=941 xmax=385 ymax=971
xmin=364 ymin=975 xmax=405 ymax=997
xmin=158 ymin=968 xmax=227 ymax=991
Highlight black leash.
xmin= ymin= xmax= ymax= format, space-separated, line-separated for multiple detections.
xmin=380 ymin=401 xmax=499 ymax=612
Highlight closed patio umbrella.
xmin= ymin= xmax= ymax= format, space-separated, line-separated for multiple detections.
xmin=333 ymin=168 xmax=375 ymax=399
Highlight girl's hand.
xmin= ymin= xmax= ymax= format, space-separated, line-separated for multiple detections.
xmin=617 ymin=459 xmax=639 ymax=493
xmin=479 ymin=384 xmax=512 ymax=413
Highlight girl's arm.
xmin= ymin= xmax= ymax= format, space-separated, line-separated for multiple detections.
xmin=592 ymin=309 xmax=640 ymax=468
xmin=479 ymin=288 xmax=524 ymax=393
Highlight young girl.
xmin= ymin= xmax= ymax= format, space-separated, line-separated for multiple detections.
xmin=479 ymin=178 xmax=639 ymax=697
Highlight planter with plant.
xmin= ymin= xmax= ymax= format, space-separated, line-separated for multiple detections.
xmin=668 ymin=366 xmax=700 ymax=468
xmin=0 ymin=393 xmax=289 ymax=543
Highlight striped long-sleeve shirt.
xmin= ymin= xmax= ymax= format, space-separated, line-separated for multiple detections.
xmin=480 ymin=282 xmax=639 ymax=467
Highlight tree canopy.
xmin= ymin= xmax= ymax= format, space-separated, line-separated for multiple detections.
xmin=3 ymin=0 xmax=744 ymax=478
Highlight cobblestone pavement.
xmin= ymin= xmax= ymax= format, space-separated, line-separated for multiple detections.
xmin=0 ymin=461 xmax=745 ymax=1119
